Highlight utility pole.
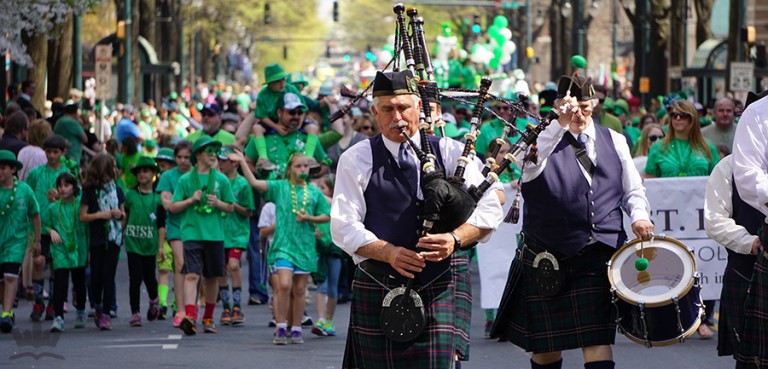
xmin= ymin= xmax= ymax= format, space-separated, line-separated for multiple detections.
xmin=73 ymin=14 xmax=83 ymax=104
xmin=574 ymin=0 xmax=584 ymax=57
xmin=120 ymin=0 xmax=133 ymax=105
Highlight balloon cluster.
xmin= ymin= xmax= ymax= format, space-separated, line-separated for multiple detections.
xmin=471 ymin=15 xmax=517 ymax=69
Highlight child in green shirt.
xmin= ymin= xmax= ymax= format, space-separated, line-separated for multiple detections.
xmin=233 ymin=151 xmax=330 ymax=345
xmin=153 ymin=147 xmax=176 ymax=320
xmin=216 ymin=146 xmax=254 ymax=326
xmin=0 ymin=150 xmax=41 ymax=333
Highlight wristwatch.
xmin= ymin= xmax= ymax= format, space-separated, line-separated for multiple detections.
xmin=449 ymin=231 xmax=461 ymax=251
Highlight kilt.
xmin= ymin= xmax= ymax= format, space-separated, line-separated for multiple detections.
xmin=492 ymin=236 xmax=617 ymax=353
xmin=717 ymin=266 xmax=752 ymax=357
xmin=735 ymin=250 xmax=768 ymax=368
xmin=343 ymin=265 xmax=457 ymax=369
xmin=451 ymin=251 xmax=472 ymax=361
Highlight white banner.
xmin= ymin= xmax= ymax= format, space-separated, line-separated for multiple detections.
xmin=625 ymin=177 xmax=725 ymax=300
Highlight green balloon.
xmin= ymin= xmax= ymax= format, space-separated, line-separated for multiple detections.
xmin=487 ymin=25 xmax=500 ymax=38
xmin=493 ymin=15 xmax=509 ymax=28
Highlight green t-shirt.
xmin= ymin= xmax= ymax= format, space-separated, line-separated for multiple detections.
xmin=645 ymin=138 xmax=720 ymax=178
xmin=53 ymin=116 xmax=85 ymax=163
xmin=124 ymin=189 xmax=163 ymax=256
xmin=264 ymin=180 xmax=330 ymax=272
xmin=475 ymin=118 xmax=529 ymax=157
xmin=244 ymin=131 xmax=329 ymax=175
xmin=172 ymin=168 xmax=235 ymax=242
xmin=0 ymin=180 xmax=39 ymax=264
xmin=254 ymin=84 xmax=303 ymax=121
xmin=224 ymin=175 xmax=254 ymax=249
xmin=25 ymin=164 xmax=70 ymax=211
xmin=186 ymin=129 xmax=236 ymax=146
xmin=42 ymin=199 xmax=87 ymax=270
xmin=157 ymin=166 xmax=190 ymax=241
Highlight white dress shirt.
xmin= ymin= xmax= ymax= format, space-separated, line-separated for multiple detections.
xmin=704 ymin=156 xmax=759 ymax=255
xmin=331 ymin=131 xmax=504 ymax=264
xmin=732 ymin=96 xmax=768 ymax=221
xmin=519 ymin=119 xmax=651 ymax=224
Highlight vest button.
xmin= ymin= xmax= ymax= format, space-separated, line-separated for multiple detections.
xmin=589 ymin=190 xmax=594 ymax=195
xmin=591 ymin=201 xmax=595 ymax=206
xmin=592 ymin=224 xmax=596 ymax=228
xmin=590 ymin=212 xmax=595 ymax=217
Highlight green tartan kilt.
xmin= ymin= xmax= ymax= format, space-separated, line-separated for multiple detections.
xmin=343 ymin=266 xmax=456 ymax=369
xmin=735 ymin=251 xmax=768 ymax=368
xmin=451 ymin=251 xmax=472 ymax=361
xmin=718 ymin=266 xmax=752 ymax=357
xmin=492 ymin=239 xmax=617 ymax=353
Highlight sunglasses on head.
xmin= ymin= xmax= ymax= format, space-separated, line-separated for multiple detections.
xmin=648 ymin=134 xmax=664 ymax=142
xmin=287 ymin=108 xmax=305 ymax=116
xmin=670 ymin=111 xmax=691 ymax=120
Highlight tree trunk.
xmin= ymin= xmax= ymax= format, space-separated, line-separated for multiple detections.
xmin=25 ymin=33 xmax=48 ymax=113
xmin=132 ymin=0 xmax=141 ymax=104
xmin=649 ymin=0 xmax=670 ymax=98
xmin=47 ymin=13 xmax=74 ymax=101
xmin=693 ymin=0 xmax=714 ymax=47
xmin=139 ymin=0 xmax=156 ymax=47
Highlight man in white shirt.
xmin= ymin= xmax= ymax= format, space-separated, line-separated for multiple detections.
xmin=330 ymin=70 xmax=502 ymax=369
xmin=731 ymin=89 xmax=768 ymax=368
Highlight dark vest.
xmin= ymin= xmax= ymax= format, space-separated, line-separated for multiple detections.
xmin=363 ymin=134 xmax=446 ymax=284
xmin=728 ymin=178 xmax=761 ymax=276
xmin=522 ymin=124 xmax=627 ymax=256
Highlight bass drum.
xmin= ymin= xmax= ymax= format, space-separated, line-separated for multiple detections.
xmin=607 ymin=235 xmax=704 ymax=347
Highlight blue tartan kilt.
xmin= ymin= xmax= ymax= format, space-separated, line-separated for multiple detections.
xmin=342 ymin=266 xmax=457 ymax=369
xmin=451 ymin=251 xmax=472 ymax=361
xmin=718 ymin=266 xmax=752 ymax=357
xmin=735 ymin=251 xmax=768 ymax=368
xmin=492 ymin=238 xmax=617 ymax=353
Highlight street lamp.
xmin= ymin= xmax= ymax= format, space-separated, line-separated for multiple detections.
xmin=561 ymin=0 xmax=572 ymax=18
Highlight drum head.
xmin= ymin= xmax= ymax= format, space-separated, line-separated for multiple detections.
xmin=609 ymin=236 xmax=696 ymax=306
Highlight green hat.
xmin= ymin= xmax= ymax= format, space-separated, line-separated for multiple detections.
xmin=131 ymin=156 xmax=159 ymax=175
xmin=144 ymin=139 xmax=157 ymax=149
xmin=155 ymin=148 xmax=175 ymax=163
xmin=263 ymin=63 xmax=287 ymax=85
xmin=0 ymin=150 xmax=22 ymax=171
xmin=288 ymin=73 xmax=308 ymax=87
xmin=169 ymin=91 xmax=178 ymax=100
xmin=191 ymin=136 xmax=222 ymax=164
xmin=613 ymin=99 xmax=630 ymax=116
xmin=217 ymin=146 xmax=235 ymax=161
xmin=603 ymin=97 xmax=615 ymax=111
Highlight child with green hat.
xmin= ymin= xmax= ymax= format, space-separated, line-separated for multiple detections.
xmin=0 ymin=150 xmax=41 ymax=333
xmin=124 ymin=156 xmax=166 ymax=327
xmin=152 ymin=146 xmax=176 ymax=320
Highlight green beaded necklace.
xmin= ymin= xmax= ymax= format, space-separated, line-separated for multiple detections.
xmin=191 ymin=166 xmax=217 ymax=214
xmin=0 ymin=179 xmax=19 ymax=217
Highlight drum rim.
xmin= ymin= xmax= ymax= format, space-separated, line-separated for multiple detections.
xmin=619 ymin=316 xmax=702 ymax=347
xmin=608 ymin=235 xmax=697 ymax=308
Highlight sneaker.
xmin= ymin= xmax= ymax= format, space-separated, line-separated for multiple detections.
xmin=158 ymin=306 xmax=167 ymax=321
xmin=273 ymin=327 xmax=288 ymax=345
xmin=301 ymin=314 xmax=313 ymax=327
xmin=0 ymin=313 xmax=15 ymax=333
xmin=74 ymin=311 xmax=86 ymax=329
xmin=94 ymin=310 xmax=103 ymax=329
xmin=268 ymin=318 xmax=276 ymax=328
xmin=172 ymin=312 xmax=185 ymax=328
xmin=248 ymin=297 xmax=264 ymax=306
xmin=180 ymin=317 xmax=197 ymax=336
xmin=220 ymin=309 xmax=232 ymax=326
xmin=290 ymin=329 xmax=304 ymax=344
xmin=312 ymin=321 xmax=328 ymax=336
xmin=129 ymin=313 xmax=142 ymax=327
xmin=45 ymin=304 xmax=54 ymax=320
xmin=203 ymin=318 xmax=217 ymax=333
xmin=231 ymin=307 xmax=245 ymax=325
xmin=147 ymin=300 xmax=160 ymax=322
xmin=30 ymin=303 xmax=44 ymax=322
xmin=323 ymin=321 xmax=336 ymax=336
xmin=51 ymin=316 xmax=64 ymax=332
xmin=99 ymin=316 xmax=112 ymax=331
xmin=109 ymin=310 xmax=117 ymax=318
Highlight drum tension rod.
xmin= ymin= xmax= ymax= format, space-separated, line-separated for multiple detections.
xmin=673 ymin=297 xmax=686 ymax=343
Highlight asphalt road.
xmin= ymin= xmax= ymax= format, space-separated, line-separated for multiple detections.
xmin=0 ymin=257 xmax=735 ymax=369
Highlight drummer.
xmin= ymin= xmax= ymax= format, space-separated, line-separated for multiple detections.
xmin=330 ymin=70 xmax=503 ymax=369
xmin=492 ymin=75 xmax=653 ymax=369
xmin=731 ymin=89 xmax=768 ymax=368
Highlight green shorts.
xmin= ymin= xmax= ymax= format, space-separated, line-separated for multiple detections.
xmin=157 ymin=241 xmax=175 ymax=272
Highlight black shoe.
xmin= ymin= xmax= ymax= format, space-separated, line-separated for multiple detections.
xmin=158 ymin=306 xmax=168 ymax=320
xmin=301 ymin=315 xmax=313 ymax=326
xmin=248 ymin=297 xmax=264 ymax=306
xmin=337 ymin=294 xmax=351 ymax=304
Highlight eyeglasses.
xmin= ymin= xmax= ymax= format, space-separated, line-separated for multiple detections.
xmin=287 ymin=109 xmax=305 ymax=116
xmin=670 ymin=111 xmax=691 ymax=120
xmin=360 ymin=126 xmax=373 ymax=131
xmin=648 ymin=134 xmax=664 ymax=142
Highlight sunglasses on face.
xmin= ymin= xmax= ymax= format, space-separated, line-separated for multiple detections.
xmin=287 ymin=109 xmax=305 ymax=116
xmin=360 ymin=125 xmax=373 ymax=131
xmin=670 ymin=112 xmax=691 ymax=120
xmin=648 ymin=134 xmax=664 ymax=142
xmin=204 ymin=146 xmax=220 ymax=155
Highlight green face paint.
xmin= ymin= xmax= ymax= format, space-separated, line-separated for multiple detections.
xmin=298 ymin=173 xmax=309 ymax=180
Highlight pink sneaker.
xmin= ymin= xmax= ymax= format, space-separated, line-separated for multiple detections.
xmin=99 ymin=316 xmax=112 ymax=331
xmin=129 ymin=313 xmax=142 ymax=327
xmin=172 ymin=312 xmax=185 ymax=328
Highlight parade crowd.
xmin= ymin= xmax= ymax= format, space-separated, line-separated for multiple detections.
xmin=0 ymin=55 xmax=766 ymax=369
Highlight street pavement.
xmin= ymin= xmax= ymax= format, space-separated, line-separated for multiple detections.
xmin=1 ymin=257 xmax=735 ymax=369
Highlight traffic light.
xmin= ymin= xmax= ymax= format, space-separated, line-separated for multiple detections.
xmin=333 ymin=1 xmax=339 ymax=22
xmin=264 ymin=3 xmax=271 ymax=24
xmin=472 ymin=14 xmax=481 ymax=34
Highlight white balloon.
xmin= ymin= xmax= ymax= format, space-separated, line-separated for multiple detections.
xmin=499 ymin=28 xmax=512 ymax=41
xmin=503 ymin=41 xmax=517 ymax=56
